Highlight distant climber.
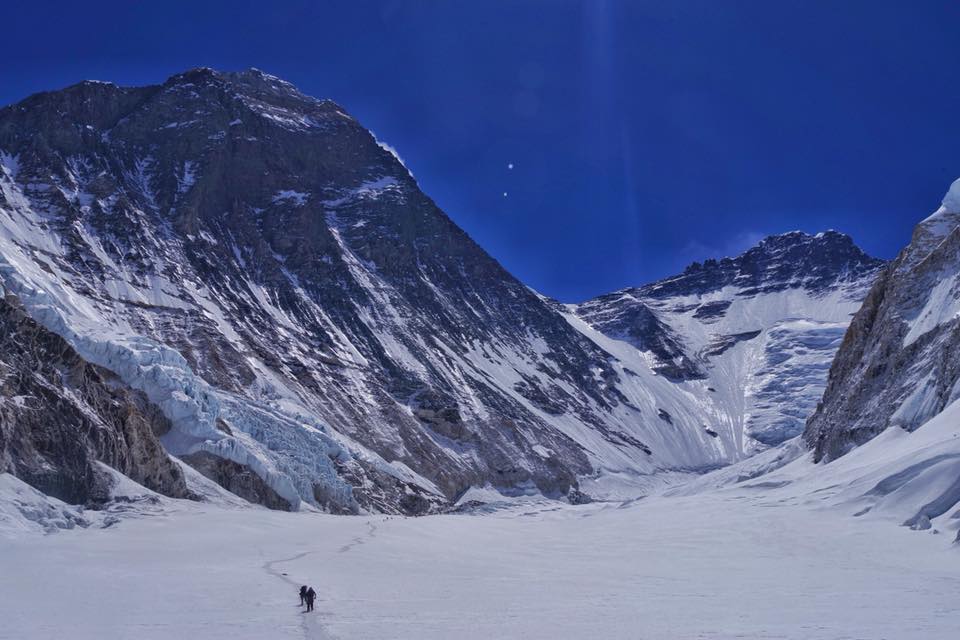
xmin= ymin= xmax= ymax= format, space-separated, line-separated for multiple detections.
xmin=299 ymin=585 xmax=308 ymax=606
xmin=305 ymin=586 xmax=316 ymax=612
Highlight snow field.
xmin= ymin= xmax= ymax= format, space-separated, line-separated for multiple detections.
xmin=3 ymin=441 xmax=959 ymax=640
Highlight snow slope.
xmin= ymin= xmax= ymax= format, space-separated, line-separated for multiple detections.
xmin=677 ymin=400 xmax=960 ymax=536
xmin=0 ymin=474 xmax=89 ymax=536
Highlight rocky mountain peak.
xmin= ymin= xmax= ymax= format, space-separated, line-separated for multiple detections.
xmin=897 ymin=180 xmax=960 ymax=273
xmin=159 ymin=66 xmax=342 ymax=114
xmin=574 ymin=226 xmax=885 ymax=448
xmin=755 ymin=229 xmax=850 ymax=252
xmin=643 ymin=230 xmax=883 ymax=300
xmin=718 ymin=229 xmax=869 ymax=273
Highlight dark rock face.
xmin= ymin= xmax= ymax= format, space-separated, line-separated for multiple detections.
xmin=692 ymin=300 xmax=733 ymax=322
xmin=179 ymin=451 xmax=291 ymax=511
xmin=701 ymin=330 xmax=762 ymax=357
xmin=0 ymin=293 xmax=191 ymax=505
xmin=329 ymin=456 xmax=446 ymax=516
xmin=804 ymin=204 xmax=960 ymax=462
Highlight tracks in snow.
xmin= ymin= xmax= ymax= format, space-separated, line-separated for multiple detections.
xmin=338 ymin=520 xmax=377 ymax=554
xmin=262 ymin=519 xmax=380 ymax=640
xmin=262 ymin=551 xmax=335 ymax=640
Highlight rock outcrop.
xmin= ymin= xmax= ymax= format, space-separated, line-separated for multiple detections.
xmin=0 ymin=293 xmax=191 ymax=505
xmin=804 ymin=180 xmax=960 ymax=461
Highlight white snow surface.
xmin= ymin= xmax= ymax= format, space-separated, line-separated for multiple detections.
xmin=0 ymin=475 xmax=89 ymax=536
xmin=272 ymin=189 xmax=309 ymax=206
xmin=2 ymin=400 xmax=959 ymax=639
xmin=940 ymin=177 xmax=960 ymax=213
xmin=903 ymin=269 xmax=960 ymax=347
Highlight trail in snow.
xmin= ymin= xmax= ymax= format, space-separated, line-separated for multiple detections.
xmin=338 ymin=520 xmax=377 ymax=554
xmin=262 ymin=550 xmax=337 ymax=640
xmin=261 ymin=518 xmax=382 ymax=639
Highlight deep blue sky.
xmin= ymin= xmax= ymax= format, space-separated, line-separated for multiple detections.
xmin=3 ymin=1 xmax=959 ymax=301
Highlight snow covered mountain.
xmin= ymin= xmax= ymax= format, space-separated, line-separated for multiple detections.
xmin=805 ymin=179 xmax=960 ymax=463
xmin=573 ymin=231 xmax=884 ymax=457
xmin=0 ymin=68 xmax=892 ymax=513
xmin=0 ymin=68 xmax=622 ymax=513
